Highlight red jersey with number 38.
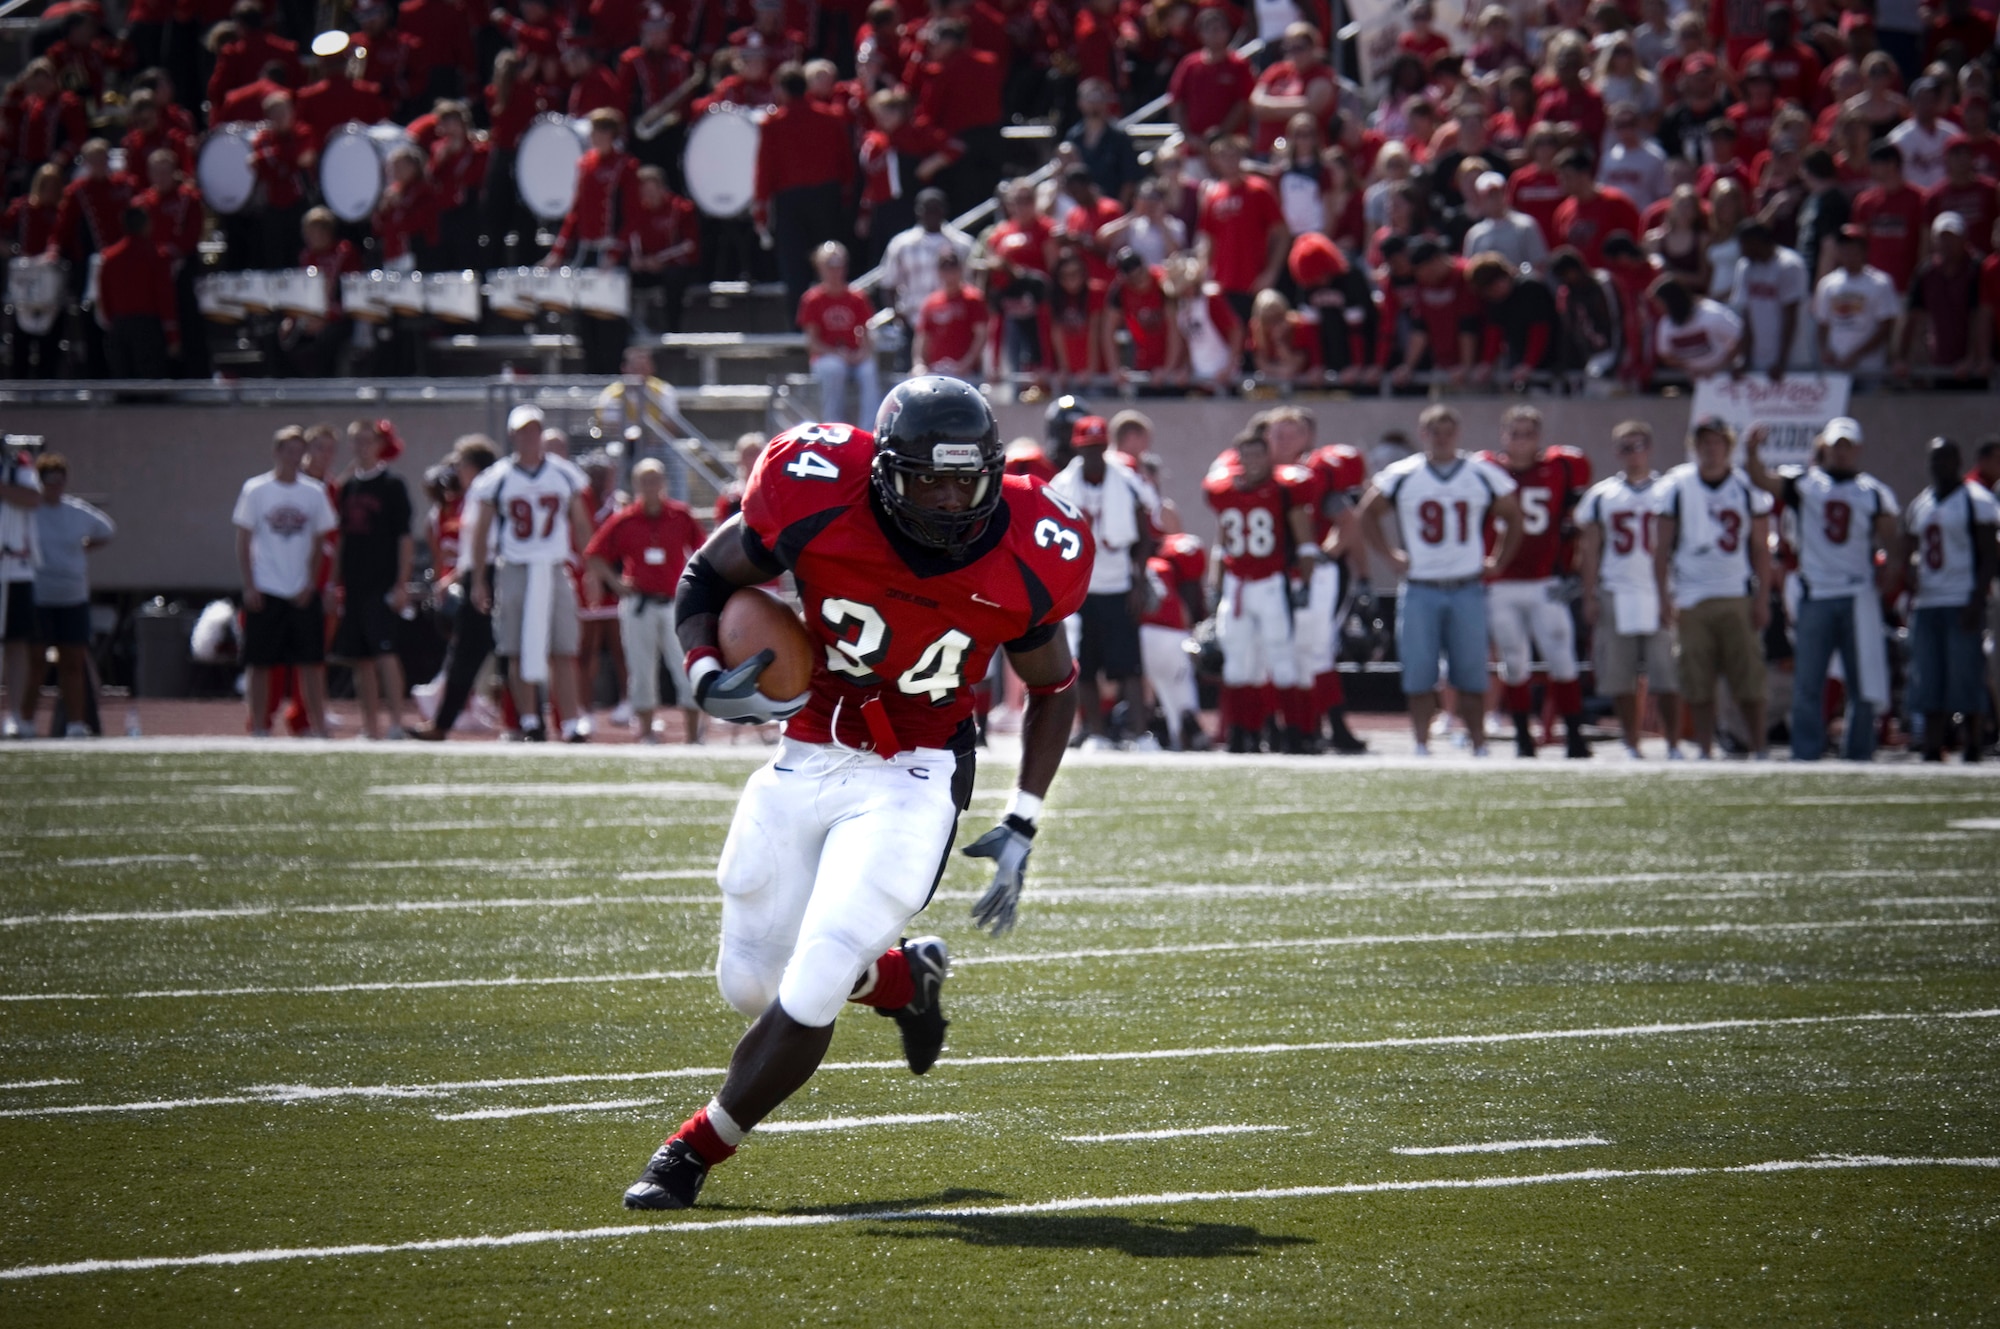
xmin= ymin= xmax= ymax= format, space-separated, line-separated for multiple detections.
xmin=1479 ymin=446 xmax=1592 ymax=581
xmin=1202 ymin=466 xmax=1299 ymax=581
xmin=741 ymin=423 xmax=1094 ymax=752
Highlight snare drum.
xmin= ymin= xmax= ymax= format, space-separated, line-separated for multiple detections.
xmin=530 ymin=265 xmax=576 ymax=312
xmin=485 ymin=268 xmax=536 ymax=320
xmin=576 ymin=266 xmax=630 ymax=319
xmin=195 ymin=272 xmax=243 ymax=324
xmin=424 ymin=270 xmax=481 ymax=324
xmin=237 ymin=270 xmax=279 ymax=315
xmin=682 ymin=107 xmax=764 ymax=218
xmin=514 ymin=114 xmax=588 ymax=222
xmin=341 ymin=270 xmax=391 ymax=323
xmin=320 ymin=121 xmax=416 ymax=224
xmin=381 ymin=268 xmax=426 ymax=316
xmin=275 ymin=267 xmax=328 ymax=318
xmin=7 ymin=255 xmax=65 ymax=335
xmin=196 ymin=124 xmax=259 ymax=216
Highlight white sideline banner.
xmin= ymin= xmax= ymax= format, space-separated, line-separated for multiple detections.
xmin=1688 ymin=373 xmax=1853 ymax=469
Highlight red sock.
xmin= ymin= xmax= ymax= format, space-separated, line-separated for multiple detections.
xmin=1501 ymin=681 xmax=1534 ymax=715
xmin=1218 ymin=686 xmax=1242 ymax=730
xmin=1284 ymin=688 xmax=1316 ymax=732
xmin=1260 ymin=685 xmax=1281 ymax=728
xmin=849 ymin=946 xmax=914 ymax=1009
xmin=498 ymin=687 xmax=521 ymax=728
xmin=672 ymin=1108 xmax=738 ymax=1165
xmin=1550 ymin=678 xmax=1583 ymax=717
xmin=1314 ymin=669 xmax=1345 ymax=711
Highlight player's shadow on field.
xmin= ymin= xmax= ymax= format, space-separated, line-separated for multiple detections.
xmin=870 ymin=1214 xmax=1313 ymax=1259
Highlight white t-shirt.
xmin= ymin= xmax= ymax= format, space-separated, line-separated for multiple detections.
xmin=1377 ymin=453 xmax=1517 ymax=582
xmin=1599 ymin=140 xmax=1670 ymax=211
xmin=1053 ymin=459 xmax=1157 ymax=596
xmin=1886 ymin=117 xmax=1962 ymax=192
xmin=1728 ymin=248 xmax=1809 ymax=371
xmin=1812 ymin=265 xmax=1902 ymax=370
xmin=1576 ymin=472 xmax=1665 ymax=591
xmin=1253 ymin=0 xmax=1304 ymax=40
xmin=1904 ymin=481 xmax=2000 ymax=609
xmin=0 ymin=453 xmax=41 ymax=582
xmin=1655 ymin=298 xmax=1743 ymax=375
xmin=466 ymin=454 xmax=590 ymax=565
xmin=1780 ymin=466 xmax=1899 ymax=599
xmin=232 ymin=471 xmax=337 ymax=599
xmin=1661 ymin=464 xmax=1774 ymax=608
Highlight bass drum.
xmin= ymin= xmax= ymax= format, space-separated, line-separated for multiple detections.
xmin=320 ymin=121 xmax=415 ymax=224
xmin=195 ymin=124 xmax=258 ymax=216
xmin=681 ymin=108 xmax=763 ymax=218
xmin=514 ymin=114 xmax=587 ymax=222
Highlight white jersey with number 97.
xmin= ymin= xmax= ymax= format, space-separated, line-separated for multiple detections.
xmin=1377 ymin=453 xmax=1517 ymax=582
xmin=466 ymin=454 xmax=590 ymax=564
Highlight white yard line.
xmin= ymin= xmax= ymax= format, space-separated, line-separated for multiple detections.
xmin=1394 ymin=1137 xmax=1609 ymax=1156
xmin=434 ymin=1098 xmax=667 ymax=1121
xmin=3 ymin=1155 xmax=1994 ymax=1281
xmin=0 ymin=1078 xmax=77 ymax=1090
xmin=4 ymin=915 xmax=1986 ymax=1004
xmin=1061 ymin=1124 xmax=1290 ymax=1143
xmin=756 ymin=1113 xmax=962 ymax=1134
xmin=364 ymin=783 xmax=739 ymax=799
xmin=0 ymin=893 xmax=714 ymax=929
xmin=6 ymin=1007 xmax=1995 ymax=1120
xmin=50 ymin=855 xmax=204 ymax=869
xmin=1948 ymin=818 xmax=2000 ymax=830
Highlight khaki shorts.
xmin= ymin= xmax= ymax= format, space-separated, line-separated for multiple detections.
xmin=492 ymin=561 xmax=580 ymax=659
xmin=1594 ymin=591 xmax=1678 ymax=696
xmin=1674 ymin=595 xmax=1765 ymax=706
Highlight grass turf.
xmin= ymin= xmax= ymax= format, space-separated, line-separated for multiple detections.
xmin=1 ymin=744 xmax=1997 ymax=1325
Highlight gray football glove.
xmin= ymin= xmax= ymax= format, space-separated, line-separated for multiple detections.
xmin=692 ymin=650 xmax=809 ymax=726
xmin=963 ymin=815 xmax=1036 ymax=935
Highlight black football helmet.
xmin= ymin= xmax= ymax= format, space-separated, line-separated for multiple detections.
xmin=1043 ymin=393 xmax=1092 ymax=469
xmin=872 ymin=376 xmax=1004 ymax=556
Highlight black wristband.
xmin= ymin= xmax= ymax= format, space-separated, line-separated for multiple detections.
xmin=1003 ymin=814 xmax=1037 ymax=840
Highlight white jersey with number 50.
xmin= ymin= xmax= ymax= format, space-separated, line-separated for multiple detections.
xmin=1376 ymin=453 xmax=1517 ymax=582
xmin=1575 ymin=472 xmax=1665 ymax=592
xmin=466 ymin=454 xmax=590 ymax=564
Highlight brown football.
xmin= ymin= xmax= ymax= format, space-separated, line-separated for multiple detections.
xmin=717 ymin=586 xmax=817 ymax=700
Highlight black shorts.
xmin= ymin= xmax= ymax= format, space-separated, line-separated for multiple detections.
xmin=1076 ymin=591 xmax=1142 ymax=682
xmin=1 ymin=579 xmax=33 ymax=642
xmin=330 ymin=589 xmax=400 ymax=662
xmin=244 ymin=598 xmax=326 ymax=667
xmin=35 ymin=601 xmax=90 ymax=645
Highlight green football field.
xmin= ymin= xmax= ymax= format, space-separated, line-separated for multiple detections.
xmin=2 ymin=743 xmax=1998 ymax=1326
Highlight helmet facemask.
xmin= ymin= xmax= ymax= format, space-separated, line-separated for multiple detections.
xmin=872 ymin=443 xmax=1004 ymax=558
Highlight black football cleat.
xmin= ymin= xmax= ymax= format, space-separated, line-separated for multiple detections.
xmin=1566 ymin=728 xmax=1593 ymax=759
xmin=623 ymin=1137 xmax=710 ymax=1210
xmin=879 ymin=935 xmax=950 ymax=1075
xmin=1513 ymin=717 xmax=1536 ymax=759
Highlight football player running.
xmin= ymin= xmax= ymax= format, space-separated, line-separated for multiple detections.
xmin=622 ymin=377 xmax=1093 ymax=1211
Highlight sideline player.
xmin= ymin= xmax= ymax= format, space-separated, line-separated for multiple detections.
xmin=622 ymin=377 xmax=1092 ymax=1210
xmin=1479 ymin=404 xmax=1592 ymax=758
xmin=1270 ymin=406 xmax=1371 ymax=754
xmin=1358 ymin=404 xmax=1522 ymax=756
xmin=1897 ymin=437 xmax=1998 ymax=763
xmin=1139 ymin=512 xmax=1209 ymax=751
xmin=463 ymin=406 xmax=597 ymax=742
xmin=1576 ymin=421 xmax=1680 ymax=759
xmin=1203 ymin=425 xmax=1320 ymax=752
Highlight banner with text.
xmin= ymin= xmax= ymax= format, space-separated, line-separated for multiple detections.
xmin=1687 ymin=374 xmax=1852 ymax=469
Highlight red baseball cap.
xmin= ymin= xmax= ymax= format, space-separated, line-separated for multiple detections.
xmin=1072 ymin=415 xmax=1109 ymax=448
xmin=1287 ymin=231 xmax=1348 ymax=287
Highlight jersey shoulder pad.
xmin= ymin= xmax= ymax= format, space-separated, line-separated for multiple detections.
xmin=1550 ymin=446 xmax=1592 ymax=489
xmin=1312 ymin=444 xmax=1367 ymax=492
xmin=1005 ymin=475 xmax=1096 ymax=622
xmin=1162 ymin=530 xmax=1205 ymax=559
xmin=741 ymin=423 xmax=874 ymax=548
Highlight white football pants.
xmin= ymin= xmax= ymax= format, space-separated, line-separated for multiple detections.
xmin=714 ymin=737 xmax=964 ymax=1028
xmin=1487 ymin=577 xmax=1580 ymax=685
xmin=1141 ymin=624 xmax=1199 ymax=729
xmin=1217 ymin=571 xmax=1297 ymax=688
xmin=1291 ymin=561 xmax=1340 ymax=682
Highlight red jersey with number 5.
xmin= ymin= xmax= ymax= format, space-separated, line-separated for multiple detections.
xmin=740 ymin=423 xmax=1094 ymax=752
xmin=1479 ymin=446 xmax=1592 ymax=581
xmin=1202 ymin=465 xmax=1297 ymax=581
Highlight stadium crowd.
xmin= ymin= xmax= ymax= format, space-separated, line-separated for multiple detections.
xmin=4 ymin=0 xmax=2000 ymax=386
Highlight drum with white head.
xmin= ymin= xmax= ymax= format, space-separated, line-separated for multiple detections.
xmin=237 ymin=270 xmax=279 ymax=315
xmin=682 ymin=107 xmax=765 ymax=218
xmin=195 ymin=271 xmax=244 ymax=324
xmin=514 ymin=114 xmax=588 ymax=222
xmin=530 ymin=265 xmax=576 ymax=312
xmin=7 ymin=256 xmax=65 ymax=335
xmin=424 ymin=270 xmax=481 ymax=324
xmin=195 ymin=123 xmax=259 ymax=216
xmin=576 ymin=266 xmax=630 ymax=319
xmin=275 ymin=268 xmax=328 ymax=318
xmin=320 ymin=121 xmax=416 ymax=224
xmin=380 ymin=268 xmax=426 ymax=316
xmin=485 ymin=268 xmax=536 ymax=321
xmin=341 ymin=270 xmax=390 ymax=323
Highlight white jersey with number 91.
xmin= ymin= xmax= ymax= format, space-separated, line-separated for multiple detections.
xmin=1377 ymin=453 xmax=1517 ymax=582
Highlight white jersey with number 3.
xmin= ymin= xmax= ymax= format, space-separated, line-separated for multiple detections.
xmin=1575 ymin=472 xmax=1665 ymax=592
xmin=1377 ymin=453 xmax=1517 ymax=582
xmin=467 ymin=455 xmax=590 ymax=564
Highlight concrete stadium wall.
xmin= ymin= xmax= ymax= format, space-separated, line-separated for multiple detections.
xmin=19 ymin=392 xmax=1995 ymax=592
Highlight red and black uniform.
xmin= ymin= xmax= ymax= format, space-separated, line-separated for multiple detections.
xmin=251 ymin=121 xmax=316 ymax=211
xmin=120 ymin=122 xmax=194 ymax=185
xmin=584 ymin=497 xmax=705 ymax=598
xmin=567 ymin=64 xmax=625 ymax=118
xmin=625 ymin=186 xmax=702 ymax=270
xmin=294 ymin=76 xmax=391 ymax=148
xmin=373 ymin=177 xmax=440 ymax=265
xmin=904 ymin=46 xmax=1005 ymax=136
xmin=136 ymin=180 xmax=204 ymax=261
xmin=550 ymin=147 xmax=640 ymax=263
xmin=49 ymin=173 xmax=130 ymax=260
xmin=352 ymin=26 xmax=422 ymax=110
xmin=206 ymin=30 xmax=301 ymax=109
xmin=1202 ymin=464 xmax=1301 ymax=733
xmin=399 ymin=0 xmax=479 ymax=96
xmin=7 ymin=91 xmax=89 ymax=174
xmin=755 ymin=98 xmax=857 ymax=302
xmin=96 ymin=234 xmax=178 ymax=375
xmin=300 ymin=238 xmax=363 ymax=318
xmin=1480 ymin=447 xmax=1591 ymax=584
xmin=1141 ymin=531 xmax=1207 ymax=632
xmin=618 ymin=43 xmax=695 ymax=127
xmin=430 ymin=136 xmax=490 ymax=211
xmin=214 ymin=77 xmax=286 ymax=125
xmin=738 ymin=423 xmax=1093 ymax=755
xmin=2 ymin=195 xmax=59 ymax=256
xmin=485 ymin=81 xmax=548 ymax=152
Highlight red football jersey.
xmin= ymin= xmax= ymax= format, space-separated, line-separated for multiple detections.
xmin=1202 ymin=465 xmax=1296 ymax=581
xmin=1276 ymin=462 xmax=1330 ymax=546
xmin=1480 ymin=447 xmax=1592 ymax=581
xmin=1142 ymin=531 xmax=1208 ymax=631
xmin=741 ymin=423 xmax=1093 ymax=752
xmin=1307 ymin=445 xmax=1366 ymax=504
